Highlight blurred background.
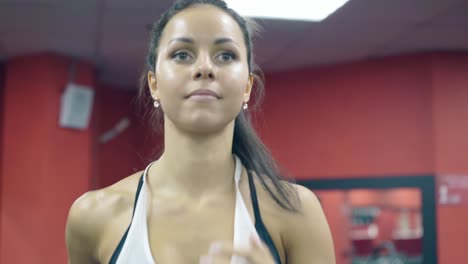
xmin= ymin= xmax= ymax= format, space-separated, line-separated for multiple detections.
xmin=1 ymin=0 xmax=468 ymax=263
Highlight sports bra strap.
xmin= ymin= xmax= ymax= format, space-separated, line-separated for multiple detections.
xmin=247 ymin=170 xmax=282 ymax=264
xmin=108 ymin=175 xmax=144 ymax=264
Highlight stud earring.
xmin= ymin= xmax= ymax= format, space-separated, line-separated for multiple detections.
xmin=243 ymin=102 xmax=248 ymax=110
xmin=153 ymin=100 xmax=160 ymax=108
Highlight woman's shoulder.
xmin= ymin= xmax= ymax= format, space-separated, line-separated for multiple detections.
xmin=279 ymin=183 xmax=335 ymax=261
xmin=65 ymin=171 xmax=144 ymax=259
xmin=251 ymin=172 xmax=320 ymax=213
xmin=269 ymin=181 xmax=322 ymax=224
xmin=247 ymin=174 xmax=331 ymax=259
xmin=72 ymin=171 xmax=142 ymax=215
xmin=247 ymin=171 xmax=304 ymax=213
xmin=249 ymin=173 xmax=324 ymax=232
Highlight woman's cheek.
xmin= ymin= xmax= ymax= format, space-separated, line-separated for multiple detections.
xmin=157 ymin=62 xmax=181 ymax=83
xmin=222 ymin=66 xmax=249 ymax=90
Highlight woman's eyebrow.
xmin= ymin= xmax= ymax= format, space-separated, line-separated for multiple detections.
xmin=214 ymin=37 xmax=239 ymax=47
xmin=169 ymin=37 xmax=194 ymax=45
xmin=169 ymin=37 xmax=239 ymax=47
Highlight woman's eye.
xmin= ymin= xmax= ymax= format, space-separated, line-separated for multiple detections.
xmin=172 ymin=51 xmax=191 ymax=61
xmin=217 ymin=52 xmax=236 ymax=62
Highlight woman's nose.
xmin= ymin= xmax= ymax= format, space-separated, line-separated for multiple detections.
xmin=193 ymin=55 xmax=215 ymax=80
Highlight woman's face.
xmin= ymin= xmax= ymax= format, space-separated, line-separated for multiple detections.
xmin=148 ymin=5 xmax=253 ymax=134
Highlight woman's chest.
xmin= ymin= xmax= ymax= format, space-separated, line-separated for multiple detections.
xmin=145 ymin=198 xmax=237 ymax=263
xmin=98 ymin=184 xmax=286 ymax=264
xmin=99 ymin=200 xmax=238 ymax=263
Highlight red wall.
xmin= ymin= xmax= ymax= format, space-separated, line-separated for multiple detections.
xmin=0 ymin=54 xmax=155 ymax=263
xmin=93 ymin=53 xmax=468 ymax=264
xmin=257 ymin=53 xmax=468 ymax=264
xmin=1 ymin=53 xmax=96 ymax=263
xmin=94 ymin=84 xmax=161 ymax=189
xmin=0 ymin=62 xmax=5 ymax=260
xmin=95 ymin=85 xmax=138 ymax=188
xmin=259 ymin=54 xmax=434 ymax=178
xmin=431 ymin=54 xmax=468 ymax=264
xmin=1 ymin=52 xmax=466 ymax=263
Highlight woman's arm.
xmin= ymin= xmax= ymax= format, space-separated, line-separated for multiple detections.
xmin=65 ymin=192 xmax=100 ymax=264
xmin=283 ymin=185 xmax=336 ymax=264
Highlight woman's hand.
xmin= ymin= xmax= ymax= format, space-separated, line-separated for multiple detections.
xmin=200 ymin=235 xmax=276 ymax=264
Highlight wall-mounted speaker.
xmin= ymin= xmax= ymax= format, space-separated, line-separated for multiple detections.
xmin=59 ymin=83 xmax=94 ymax=130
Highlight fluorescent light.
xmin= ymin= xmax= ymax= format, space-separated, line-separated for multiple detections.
xmin=225 ymin=0 xmax=349 ymax=21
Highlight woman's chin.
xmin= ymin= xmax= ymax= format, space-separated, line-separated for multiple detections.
xmin=165 ymin=108 xmax=238 ymax=135
xmin=184 ymin=121 xmax=229 ymax=135
xmin=177 ymin=117 xmax=234 ymax=135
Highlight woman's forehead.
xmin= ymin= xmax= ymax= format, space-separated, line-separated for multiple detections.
xmin=160 ymin=5 xmax=245 ymax=46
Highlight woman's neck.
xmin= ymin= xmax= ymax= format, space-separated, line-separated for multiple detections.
xmin=147 ymin=120 xmax=237 ymax=200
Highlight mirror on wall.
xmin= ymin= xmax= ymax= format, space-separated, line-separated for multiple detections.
xmin=298 ymin=176 xmax=436 ymax=264
xmin=315 ymin=188 xmax=422 ymax=264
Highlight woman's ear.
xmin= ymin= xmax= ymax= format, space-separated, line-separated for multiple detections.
xmin=148 ymin=71 xmax=159 ymax=100
xmin=244 ymin=74 xmax=254 ymax=102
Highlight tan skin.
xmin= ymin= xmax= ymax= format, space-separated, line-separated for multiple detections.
xmin=66 ymin=4 xmax=335 ymax=264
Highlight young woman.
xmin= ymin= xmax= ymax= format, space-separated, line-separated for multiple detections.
xmin=65 ymin=0 xmax=335 ymax=263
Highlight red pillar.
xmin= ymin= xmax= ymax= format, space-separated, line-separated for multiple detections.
xmin=0 ymin=53 xmax=96 ymax=263
xmin=432 ymin=53 xmax=468 ymax=264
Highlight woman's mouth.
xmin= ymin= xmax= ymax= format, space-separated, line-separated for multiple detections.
xmin=186 ymin=89 xmax=220 ymax=100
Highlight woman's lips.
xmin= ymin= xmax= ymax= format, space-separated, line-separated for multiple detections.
xmin=186 ymin=89 xmax=220 ymax=100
